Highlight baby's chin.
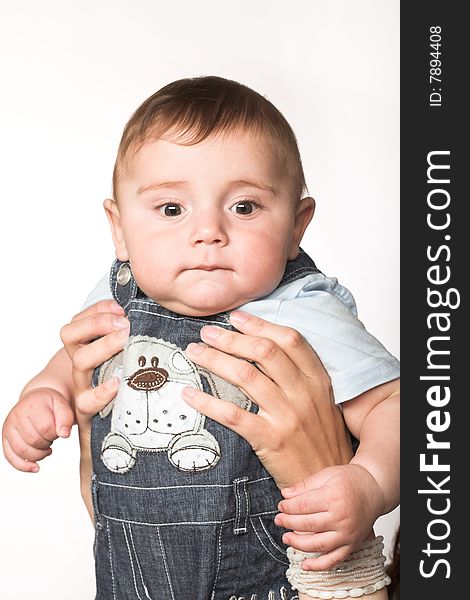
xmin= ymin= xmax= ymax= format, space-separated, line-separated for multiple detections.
xmin=155 ymin=282 xmax=259 ymax=317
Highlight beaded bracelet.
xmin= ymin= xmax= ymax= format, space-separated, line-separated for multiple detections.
xmin=286 ymin=536 xmax=391 ymax=598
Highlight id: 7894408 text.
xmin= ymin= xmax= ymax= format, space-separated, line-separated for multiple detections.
xmin=429 ymin=26 xmax=442 ymax=107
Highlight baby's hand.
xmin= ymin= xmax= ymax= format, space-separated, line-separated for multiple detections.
xmin=2 ymin=387 xmax=74 ymax=473
xmin=275 ymin=464 xmax=385 ymax=570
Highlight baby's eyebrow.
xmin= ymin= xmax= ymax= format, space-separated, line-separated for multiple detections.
xmin=137 ymin=179 xmax=276 ymax=195
xmin=228 ymin=179 xmax=276 ymax=194
xmin=138 ymin=181 xmax=187 ymax=194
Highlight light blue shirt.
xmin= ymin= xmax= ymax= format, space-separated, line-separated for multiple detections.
xmin=82 ymin=272 xmax=400 ymax=405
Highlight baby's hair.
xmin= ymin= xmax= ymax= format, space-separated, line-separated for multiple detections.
xmin=112 ymin=75 xmax=307 ymax=202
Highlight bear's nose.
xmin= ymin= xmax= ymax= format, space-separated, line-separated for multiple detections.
xmin=127 ymin=367 xmax=168 ymax=391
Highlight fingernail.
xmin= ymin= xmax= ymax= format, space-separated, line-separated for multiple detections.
xmin=183 ymin=386 xmax=197 ymax=399
xmin=59 ymin=427 xmax=70 ymax=438
xmin=230 ymin=310 xmax=248 ymax=324
xmin=110 ymin=301 xmax=125 ymax=313
xmin=200 ymin=325 xmax=221 ymax=341
xmin=186 ymin=342 xmax=204 ymax=355
xmin=118 ymin=328 xmax=129 ymax=341
xmin=105 ymin=376 xmax=120 ymax=390
xmin=32 ymin=465 xmax=39 ymax=473
xmin=113 ymin=317 xmax=129 ymax=329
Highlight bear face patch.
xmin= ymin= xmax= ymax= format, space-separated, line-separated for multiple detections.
xmin=97 ymin=335 xmax=250 ymax=474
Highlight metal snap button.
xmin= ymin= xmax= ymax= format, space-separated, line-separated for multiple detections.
xmin=117 ymin=264 xmax=132 ymax=286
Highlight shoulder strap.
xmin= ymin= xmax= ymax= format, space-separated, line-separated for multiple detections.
xmin=109 ymin=260 xmax=140 ymax=307
xmin=277 ymin=248 xmax=321 ymax=287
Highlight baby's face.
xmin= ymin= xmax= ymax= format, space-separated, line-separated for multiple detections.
xmin=106 ymin=129 xmax=313 ymax=316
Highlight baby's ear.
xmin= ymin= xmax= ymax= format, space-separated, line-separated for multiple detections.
xmin=288 ymin=196 xmax=315 ymax=260
xmin=103 ymin=199 xmax=129 ymax=261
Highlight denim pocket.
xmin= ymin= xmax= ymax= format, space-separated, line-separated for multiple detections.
xmin=249 ymin=515 xmax=289 ymax=566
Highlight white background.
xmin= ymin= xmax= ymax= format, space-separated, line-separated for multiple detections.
xmin=0 ymin=1 xmax=399 ymax=598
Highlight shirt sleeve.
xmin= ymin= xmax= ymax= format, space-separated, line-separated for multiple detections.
xmin=80 ymin=272 xmax=113 ymax=310
xmin=243 ymin=274 xmax=400 ymax=404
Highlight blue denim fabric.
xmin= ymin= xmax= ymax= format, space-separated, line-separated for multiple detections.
xmin=90 ymin=251 xmax=320 ymax=600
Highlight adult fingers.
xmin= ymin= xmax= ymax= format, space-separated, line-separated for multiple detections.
xmin=75 ymin=377 xmax=120 ymax=422
xmin=61 ymin=311 xmax=129 ymax=358
xmin=72 ymin=329 xmax=128 ymax=393
xmin=185 ymin=342 xmax=281 ymax=412
xmin=70 ymin=299 xmax=124 ymax=322
xmin=197 ymin=325 xmax=307 ymax=399
xmin=229 ymin=311 xmax=330 ymax=382
xmin=72 ymin=328 xmax=129 ymax=373
xmin=182 ymin=386 xmax=259 ymax=443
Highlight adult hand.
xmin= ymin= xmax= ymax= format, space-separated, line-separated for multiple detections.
xmin=60 ymin=299 xmax=129 ymax=519
xmin=60 ymin=299 xmax=130 ymax=418
xmin=183 ymin=309 xmax=353 ymax=489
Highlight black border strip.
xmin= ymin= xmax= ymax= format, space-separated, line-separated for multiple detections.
xmin=401 ymin=2 xmax=466 ymax=597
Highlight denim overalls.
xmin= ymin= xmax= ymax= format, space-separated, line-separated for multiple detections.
xmin=91 ymin=252 xmax=320 ymax=600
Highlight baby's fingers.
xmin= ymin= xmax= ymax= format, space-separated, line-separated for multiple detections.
xmin=2 ymin=436 xmax=50 ymax=473
xmin=283 ymin=531 xmax=351 ymax=570
xmin=288 ymin=540 xmax=353 ymax=572
xmin=51 ymin=396 xmax=75 ymax=438
xmin=275 ymin=510 xmax=330 ymax=534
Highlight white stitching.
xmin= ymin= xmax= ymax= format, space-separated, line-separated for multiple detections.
xmin=122 ymin=523 xmax=143 ymax=600
xmin=98 ymin=475 xmax=273 ymax=490
xmin=234 ymin=481 xmax=241 ymax=532
xmin=210 ymin=525 xmax=223 ymax=600
xmin=280 ymin=266 xmax=318 ymax=282
xmin=127 ymin=306 xmax=232 ymax=327
xmin=106 ymin=521 xmax=117 ymax=600
xmin=243 ymin=481 xmax=250 ymax=533
xmin=128 ymin=525 xmax=153 ymax=600
xmin=103 ymin=514 xmax=231 ymax=526
xmin=233 ymin=477 xmax=249 ymax=534
xmin=258 ymin=517 xmax=287 ymax=555
xmin=249 ymin=517 xmax=289 ymax=565
xmin=99 ymin=510 xmax=278 ymax=527
xmin=156 ymin=527 xmax=176 ymax=600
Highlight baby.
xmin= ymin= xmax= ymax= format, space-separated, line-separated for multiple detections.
xmin=3 ymin=76 xmax=399 ymax=599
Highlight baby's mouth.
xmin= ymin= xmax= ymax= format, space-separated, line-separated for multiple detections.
xmin=189 ymin=265 xmax=227 ymax=271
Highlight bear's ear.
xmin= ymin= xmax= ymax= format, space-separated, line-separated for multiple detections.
xmin=169 ymin=349 xmax=194 ymax=375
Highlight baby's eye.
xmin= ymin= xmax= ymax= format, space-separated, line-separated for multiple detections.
xmin=230 ymin=200 xmax=259 ymax=215
xmin=157 ymin=203 xmax=184 ymax=217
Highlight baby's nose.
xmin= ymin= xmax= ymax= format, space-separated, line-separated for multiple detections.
xmin=189 ymin=213 xmax=228 ymax=246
